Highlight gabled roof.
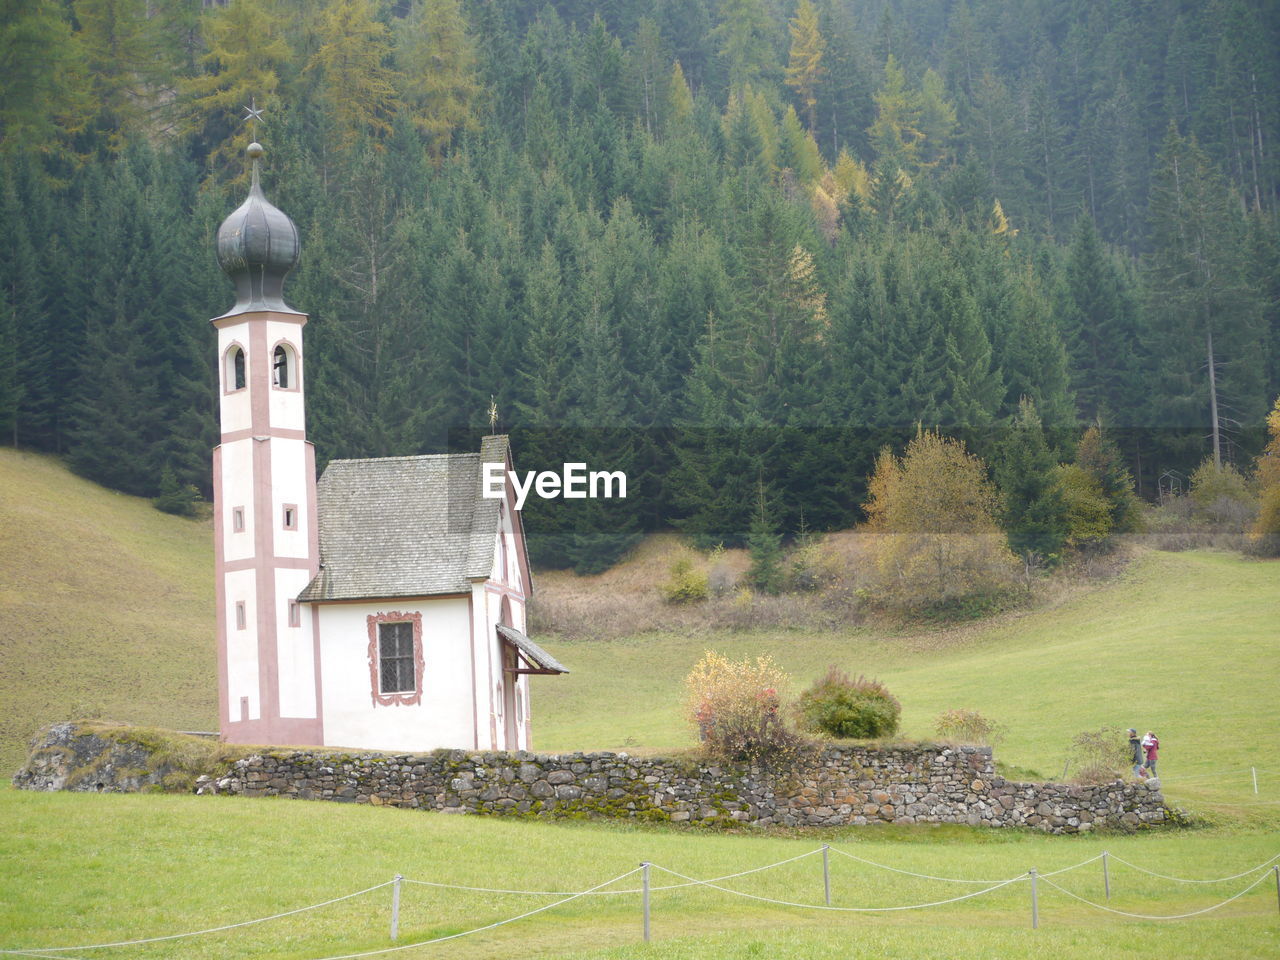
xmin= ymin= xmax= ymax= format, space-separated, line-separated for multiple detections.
xmin=297 ymin=436 xmax=514 ymax=603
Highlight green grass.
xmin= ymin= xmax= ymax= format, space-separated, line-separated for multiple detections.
xmin=529 ymin=549 xmax=1280 ymax=821
xmin=1 ymin=788 xmax=1278 ymax=960
xmin=0 ymin=450 xmax=217 ymax=774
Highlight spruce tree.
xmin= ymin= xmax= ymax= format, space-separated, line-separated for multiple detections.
xmin=995 ymin=399 xmax=1068 ymax=567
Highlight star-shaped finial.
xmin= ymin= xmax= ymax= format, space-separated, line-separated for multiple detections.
xmin=242 ymin=97 xmax=266 ymax=140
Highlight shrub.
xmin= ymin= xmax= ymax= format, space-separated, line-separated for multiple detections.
xmin=152 ymin=467 xmax=202 ymax=518
xmin=1248 ymin=397 xmax=1280 ymax=556
xmin=796 ymin=666 xmax=901 ymax=739
xmin=1189 ymin=458 xmax=1255 ymax=528
xmin=787 ymin=527 xmax=839 ymax=592
xmin=934 ymin=709 xmax=1004 ymax=747
xmin=1067 ymin=727 xmax=1130 ymax=784
xmin=684 ymin=651 xmax=806 ymax=764
xmin=660 ymin=554 xmax=709 ymax=604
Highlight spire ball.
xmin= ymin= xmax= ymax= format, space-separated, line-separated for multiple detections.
xmin=246 ymin=141 xmax=264 ymax=160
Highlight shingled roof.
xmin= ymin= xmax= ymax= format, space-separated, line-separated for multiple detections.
xmin=297 ymin=435 xmax=513 ymax=602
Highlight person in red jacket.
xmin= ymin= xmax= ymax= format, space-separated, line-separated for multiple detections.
xmin=1141 ymin=731 xmax=1159 ymax=778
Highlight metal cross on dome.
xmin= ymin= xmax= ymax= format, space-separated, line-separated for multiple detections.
xmin=242 ymin=98 xmax=266 ymax=140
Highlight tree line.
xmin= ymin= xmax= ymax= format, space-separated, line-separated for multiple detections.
xmin=1 ymin=0 xmax=1277 ymax=571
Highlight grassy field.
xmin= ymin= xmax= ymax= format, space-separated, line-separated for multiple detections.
xmin=1 ymin=788 xmax=1278 ymax=960
xmin=0 ymin=450 xmax=216 ymax=774
xmin=2 ymin=453 xmax=1278 ymax=957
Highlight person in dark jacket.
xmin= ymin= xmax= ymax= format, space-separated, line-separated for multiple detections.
xmin=1128 ymin=728 xmax=1144 ymax=777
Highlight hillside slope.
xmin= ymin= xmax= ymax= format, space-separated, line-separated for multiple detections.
xmin=0 ymin=450 xmax=215 ymax=774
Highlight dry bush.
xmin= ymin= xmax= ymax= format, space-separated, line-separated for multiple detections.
xmin=1068 ymin=727 xmax=1130 ymax=784
xmin=934 ymin=709 xmax=1005 ymax=747
xmin=684 ymin=651 xmax=808 ymax=765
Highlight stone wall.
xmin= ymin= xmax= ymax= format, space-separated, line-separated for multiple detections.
xmin=192 ymin=744 xmax=1166 ymax=834
xmin=14 ymin=725 xmax=1168 ymax=833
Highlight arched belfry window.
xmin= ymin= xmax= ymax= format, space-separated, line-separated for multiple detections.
xmin=226 ymin=345 xmax=246 ymax=392
xmin=272 ymin=343 xmax=297 ymax=389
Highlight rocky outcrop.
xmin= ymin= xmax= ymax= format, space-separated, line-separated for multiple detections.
xmin=13 ymin=723 xmax=172 ymax=793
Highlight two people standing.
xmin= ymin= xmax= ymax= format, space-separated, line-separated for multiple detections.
xmin=1128 ymin=728 xmax=1160 ymax=778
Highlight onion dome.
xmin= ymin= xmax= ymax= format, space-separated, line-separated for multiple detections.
xmin=215 ymin=143 xmax=301 ymax=316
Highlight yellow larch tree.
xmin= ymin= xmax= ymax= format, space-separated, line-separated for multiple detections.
xmin=785 ymin=0 xmax=825 ymax=132
xmin=393 ymin=0 xmax=481 ymax=161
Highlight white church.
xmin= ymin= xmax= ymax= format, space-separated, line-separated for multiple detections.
xmin=211 ymin=142 xmax=565 ymax=754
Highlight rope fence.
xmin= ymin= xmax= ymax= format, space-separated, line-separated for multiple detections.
xmin=3 ymin=849 xmax=1277 ymax=958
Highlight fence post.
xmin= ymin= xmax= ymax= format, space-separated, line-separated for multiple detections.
xmin=1102 ymin=851 xmax=1110 ymax=901
xmin=1253 ymin=767 xmax=1259 ymax=795
xmin=1273 ymin=864 xmax=1279 ymax=915
xmin=822 ymin=845 xmax=831 ymax=906
xmin=1029 ymin=869 xmax=1038 ymax=929
xmin=641 ymin=861 xmax=651 ymax=943
xmin=390 ymin=874 xmax=402 ymax=941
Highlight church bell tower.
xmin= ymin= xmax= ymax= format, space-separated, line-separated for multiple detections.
xmin=212 ymin=141 xmax=322 ymax=745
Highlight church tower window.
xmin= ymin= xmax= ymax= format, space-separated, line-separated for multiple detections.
xmin=225 ymin=345 xmax=246 ymax=391
xmin=272 ymin=344 xmax=296 ymax=389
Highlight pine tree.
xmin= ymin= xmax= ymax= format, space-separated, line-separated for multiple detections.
xmin=867 ymin=55 xmax=921 ymax=175
xmin=1074 ymin=424 xmax=1140 ymax=535
xmin=665 ymin=60 xmax=695 ymax=130
xmin=746 ymin=479 xmax=784 ymax=594
xmin=1145 ymin=124 xmax=1265 ymax=469
xmin=713 ymin=0 xmax=777 ymax=96
xmin=784 ymin=0 xmax=824 ymax=133
xmin=995 ymin=398 xmax=1068 ymax=567
xmin=916 ymin=68 xmax=956 ymax=169
xmin=1060 ymin=212 xmax=1139 ymax=423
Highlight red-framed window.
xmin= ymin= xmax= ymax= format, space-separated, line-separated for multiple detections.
xmin=366 ymin=611 xmax=424 ymax=707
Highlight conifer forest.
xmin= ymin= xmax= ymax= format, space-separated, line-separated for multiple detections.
xmin=2 ymin=0 xmax=1278 ymax=571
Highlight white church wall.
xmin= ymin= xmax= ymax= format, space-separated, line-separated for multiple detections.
xmin=318 ymin=597 xmax=475 ymax=752
xmin=269 ymin=438 xmax=311 ymax=561
xmin=220 ymin=441 xmax=255 ymax=563
xmin=274 ymin=568 xmax=317 ymax=719
xmin=225 ymin=568 xmax=260 ymax=722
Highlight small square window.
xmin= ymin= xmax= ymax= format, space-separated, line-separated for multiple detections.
xmin=282 ymin=504 xmax=297 ymax=530
xmin=288 ymin=600 xmax=300 ymax=628
xmin=232 ymin=507 xmax=245 ymax=533
xmin=235 ymin=601 xmax=246 ymax=630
